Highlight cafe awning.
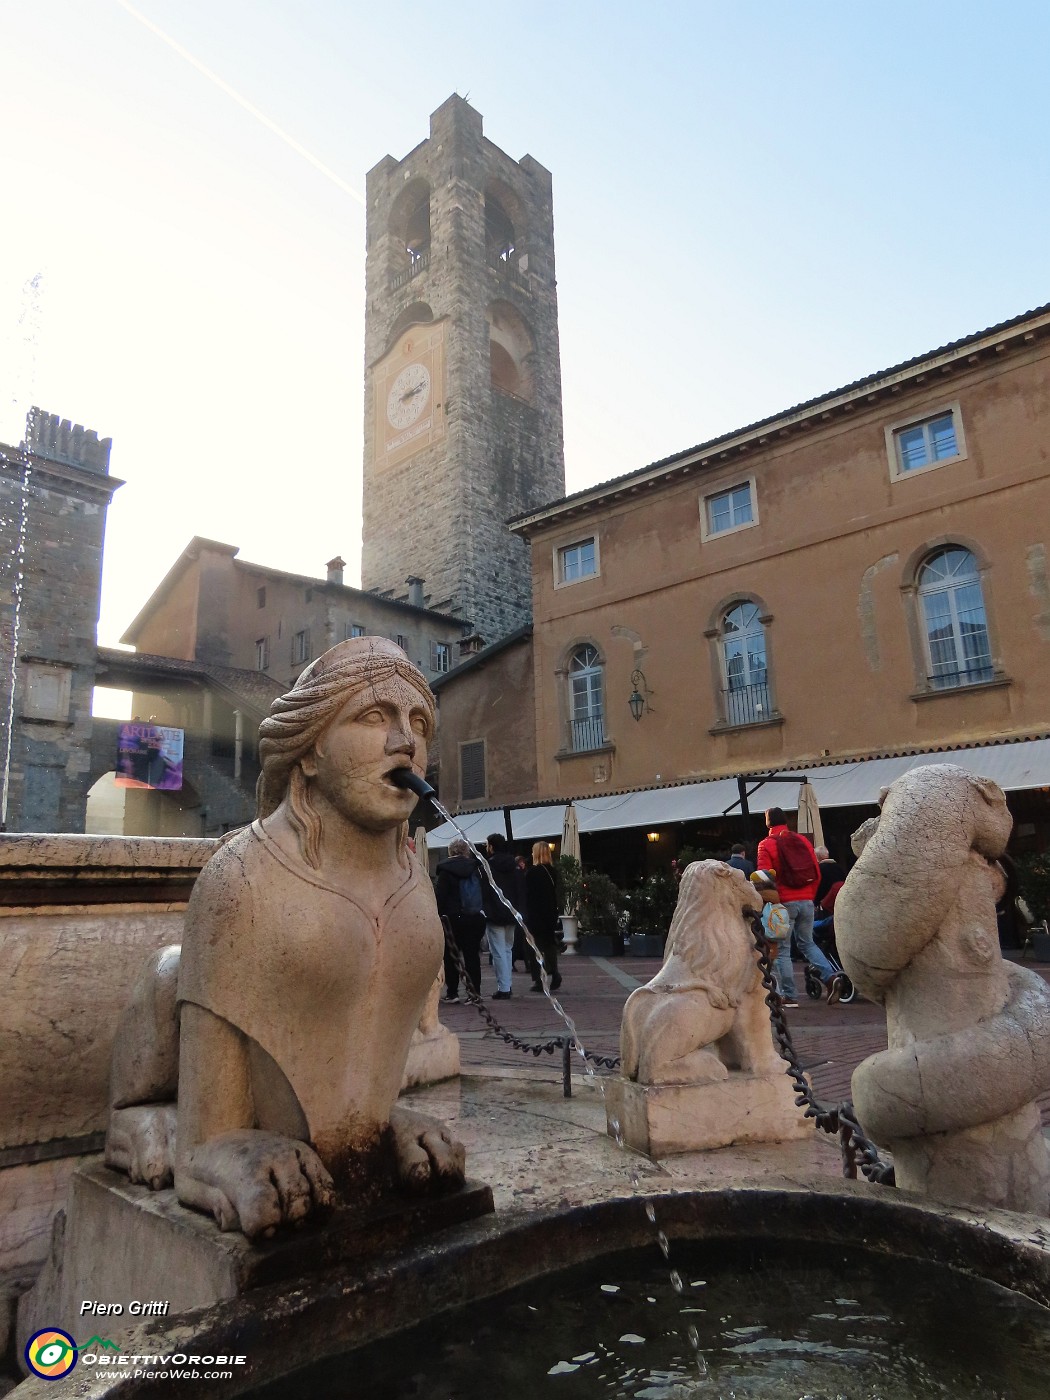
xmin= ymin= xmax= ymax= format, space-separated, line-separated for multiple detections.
xmin=426 ymin=737 xmax=1050 ymax=848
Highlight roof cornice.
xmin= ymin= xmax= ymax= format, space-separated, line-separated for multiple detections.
xmin=510 ymin=302 xmax=1050 ymax=536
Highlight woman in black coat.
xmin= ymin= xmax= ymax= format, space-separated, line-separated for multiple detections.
xmin=524 ymin=842 xmax=562 ymax=992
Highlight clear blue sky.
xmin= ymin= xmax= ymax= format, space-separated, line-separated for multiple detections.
xmin=2 ymin=1 xmax=1048 ymax=647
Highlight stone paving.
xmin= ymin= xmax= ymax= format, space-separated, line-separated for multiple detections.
xmin=438 ymin=949 xmax=1050 ymax=1129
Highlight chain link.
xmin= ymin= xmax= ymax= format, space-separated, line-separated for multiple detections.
xmin=441 ymin=917 xmax=621 ymax=1069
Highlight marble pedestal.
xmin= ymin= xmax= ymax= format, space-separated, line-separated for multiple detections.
xmin=17 ymin=1162 xmax=493 ymax=1364
xmin=605 ymin=1071 xmax=811 ymax=1158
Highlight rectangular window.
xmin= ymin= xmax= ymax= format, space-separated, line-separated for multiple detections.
xmin=346 ymin=623 xmax=366 ymax=639
xmin=292 ymin=629 xmax=310 ymax=664
xmin=887 ymin=405 xmax=965 ymax=480
xmin=896 ymin=413 xmax=957 ymax=471
xmin=460 ymin=740 xmax=486 ymax=801
xmin=704 ymin=482 xmax=754 ymax=538
xmin=255 ymin=637 xmax=269 ymax=671
xmin=430 ymin=640 xmax=452 ymax=673
xmin=257 ymin=586 xmax=266 ymax=609
xmin=556 ymin=537 xmax=598 ymax=586
xmin=394 ymin=633 xmax=408 ymax=651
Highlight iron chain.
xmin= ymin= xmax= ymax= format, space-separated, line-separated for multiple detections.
xmin=749 ymin=915 xmax=894 ymax=1185
xmin=441 ymin=917 xmax=621 ymax=1069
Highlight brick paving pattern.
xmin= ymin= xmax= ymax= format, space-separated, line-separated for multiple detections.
xmin=442 ymin=952 xmax=1050 ymax=1129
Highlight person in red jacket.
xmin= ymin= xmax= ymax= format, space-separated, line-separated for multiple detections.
xmin=757 ymin=807 xmax=847 ymax=1006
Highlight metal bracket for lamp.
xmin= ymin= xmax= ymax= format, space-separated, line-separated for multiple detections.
xmin=628 ymin=668 xmax=654 ymax=722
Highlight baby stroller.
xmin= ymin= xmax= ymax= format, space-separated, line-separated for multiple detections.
xmin=803 ymin=881 xmax=857 ymax=1004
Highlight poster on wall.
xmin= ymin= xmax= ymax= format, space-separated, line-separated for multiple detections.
xmin=116 ymin=722 xmax=184 ymax=791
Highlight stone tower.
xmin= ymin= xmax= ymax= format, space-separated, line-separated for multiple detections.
xmin=0 ymin=409 xmax=120 ymax=831
xmin=361 ymin=96 xmax=565 ymax=643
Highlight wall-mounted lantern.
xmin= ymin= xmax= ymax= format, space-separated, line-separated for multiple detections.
xmin=628 ymin=668 xmax=654 ymax=722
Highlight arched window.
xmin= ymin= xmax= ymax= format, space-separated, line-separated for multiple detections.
xmin=917 ymin=547 xmax=993 ymax=688
xmin=568 ymin=644 xmax=605 ymax=751
xmin=485 ymin=195 xmax=516 ymax=263
xmin=487 ymin=301 xmax=535 ymax=403
xmin=387 ymin=179 xmax=431 ymax=284
xmin=721 ymin=602 xmax=770 ymax=726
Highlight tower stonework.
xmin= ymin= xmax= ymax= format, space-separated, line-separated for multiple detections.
xmin=361 ymin=96 xmax=565 ymax=643
xmin=0 ymin=410 xmax=120 ymax=832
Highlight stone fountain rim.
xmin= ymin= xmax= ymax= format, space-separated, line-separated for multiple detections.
xmin=18 ymin=1179 xmax=1050 ymax=1399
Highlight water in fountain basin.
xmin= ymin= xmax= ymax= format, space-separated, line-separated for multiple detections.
xmin=424 ymin=791 xmax=706 ymax=1379
xmin=250 ymin=1237 xmax=1050 ymax=1399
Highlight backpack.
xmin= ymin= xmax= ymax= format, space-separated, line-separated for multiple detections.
xmin=764 ymin=902 xmax=792 ymax=941
xmin=773 ymin=831 xmax=819 ymax=888
xmin=458 ymin=870 xmax=484 ymax=916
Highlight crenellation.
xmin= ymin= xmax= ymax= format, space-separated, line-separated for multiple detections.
xmin=24 ymin=410 xmax=112 ymax=475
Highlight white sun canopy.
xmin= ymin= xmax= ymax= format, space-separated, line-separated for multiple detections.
xmin=425 ymin=737 xmax=1050 ymax=849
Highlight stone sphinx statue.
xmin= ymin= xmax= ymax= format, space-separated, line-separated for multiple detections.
xmin=607 ymin=860 xmax=806 ymax=1155
xmin=105 ymin=637 xmax=465 ymax=1237
xmin=836 ymin=764 xmax=1050 ymax=1215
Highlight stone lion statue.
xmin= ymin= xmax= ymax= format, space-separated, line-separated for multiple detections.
xmin=620 ymin=860 xmax=781 ymax=1085
xmin=104 ymin=637 xmax=465 ymax=1238
xmin=837 ymin=763 xmax=1050 ymax=1214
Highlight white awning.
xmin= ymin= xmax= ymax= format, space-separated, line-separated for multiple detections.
xmin=426 ymin=738 xmax=1050 ymax=848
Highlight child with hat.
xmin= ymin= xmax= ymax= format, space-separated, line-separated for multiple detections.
xmin=750 ymin=869 xmax=797 ymax=1008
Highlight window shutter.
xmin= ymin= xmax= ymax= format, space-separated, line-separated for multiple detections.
xmin=460 ymin=741 xmax=486 ymax=801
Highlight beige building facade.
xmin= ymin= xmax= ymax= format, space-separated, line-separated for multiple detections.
xmin=503 ymin=304 xmax=1050 ymax=808
xmin=432 ymin=627 xmax=537 ymax=811
xmin=122 ymin=537 xmax=469 ymax=690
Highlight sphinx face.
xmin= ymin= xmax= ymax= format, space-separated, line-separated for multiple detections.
xmin=303 ymin=675 xmax=432 ymax=833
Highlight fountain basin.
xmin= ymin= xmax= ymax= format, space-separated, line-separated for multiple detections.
xmin=17 ymin=1183 xmax=1050 ymax=1398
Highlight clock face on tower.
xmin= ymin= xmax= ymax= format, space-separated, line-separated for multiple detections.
xmin=372 ymin=321 xmax=446 ymax=470
xmin=386 ymin=363 xmax=431 ymax=430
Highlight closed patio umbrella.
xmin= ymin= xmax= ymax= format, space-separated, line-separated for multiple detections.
xmin=560 ymin=803 xmax=581 ymax=955
xmin=796 ymin=779 xmax=824 ymax=850
xmin=561 ymin=802 xmax=581 ymax=865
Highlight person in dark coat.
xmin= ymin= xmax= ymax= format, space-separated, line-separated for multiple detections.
xmin=524 ymin=841 xmax=562 ymax=992
xmin=814 ymin=846 xmax=848 ymax=909
xmin=434 ymin=838 xmax=486 ymax=1001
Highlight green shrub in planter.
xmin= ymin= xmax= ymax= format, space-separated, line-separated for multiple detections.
xmin=579 ymin=870 xmax=627 ymax=953
xmin=1017 ymin=852 xmax=1050 ymax=924
xmin=555 ymin=853 xmax=582 ymax=916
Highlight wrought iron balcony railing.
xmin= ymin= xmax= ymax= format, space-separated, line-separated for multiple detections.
xmin=928 ymin=663 xmax=995 ymax=690
xmin=569 ymin=715 xmax=606 ymax=752
xmin=389 ymin=248 xmax=430 ymax=291
xmin=722 ymin=680 xmax=772 ymax=727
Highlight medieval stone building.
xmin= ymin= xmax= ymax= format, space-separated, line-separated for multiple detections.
xmin=0 ymin=411 xmax=120 ymax=832
xmin=361 ymin=95 xmax=565 ymax=644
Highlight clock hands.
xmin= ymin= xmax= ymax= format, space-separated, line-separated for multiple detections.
xmin=400 ymin=383 xmax=425 ymax=402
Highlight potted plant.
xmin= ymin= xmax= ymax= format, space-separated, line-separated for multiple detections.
xmin=626 ymin=872 xmax=679 ymax=956
xmin=555 ymin=853 xmax=582 ymax=955
xmin=578 ymin=870 xmax=627 ymax=955
xmin=1016 ymin=852 xmax=1050 ymax=960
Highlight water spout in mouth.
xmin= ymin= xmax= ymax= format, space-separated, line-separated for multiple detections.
xmin=388 ymin=767 xmax=437 ymax=803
